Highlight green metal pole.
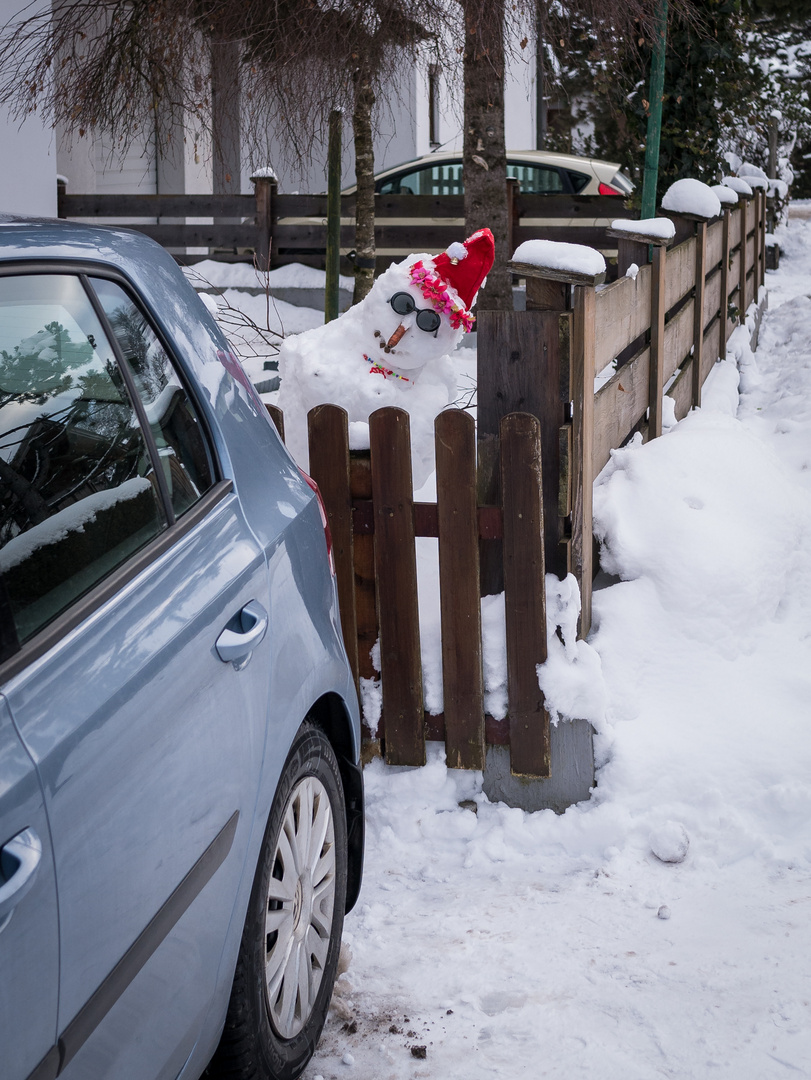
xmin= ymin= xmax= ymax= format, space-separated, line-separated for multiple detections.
xmin=325 ymin=109 xmax=342 ymax=323
xmin=641 ymin=0 xmax=668 ymax=220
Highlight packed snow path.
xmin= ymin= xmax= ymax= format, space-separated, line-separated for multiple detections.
xmin=300 ymin=218 xmax=811 ymax=1080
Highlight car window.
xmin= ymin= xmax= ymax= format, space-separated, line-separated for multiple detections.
xmin=378 ymin=163 xmax=463 ymax=195
xmin=507 ymin=163 xmax=566 ymax=193
xmin=91 ymin=277 xmax=215 ymax=518
xmin=0 ymin=274 xmax=167 ymax=650
xmin=378 ymin=161 xmax=577 ymax=196
xmin=566 ymin=169 xmax=591 ymax=194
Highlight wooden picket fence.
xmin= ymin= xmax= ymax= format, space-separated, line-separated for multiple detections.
xmin=261 ymin=186 xmax=769 ymax=788
xmin=267 ymin=403 xmax=552 ymax=778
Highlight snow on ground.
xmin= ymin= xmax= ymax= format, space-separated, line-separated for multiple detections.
xmin=299 ymin=219 xmax=811 ymax=1079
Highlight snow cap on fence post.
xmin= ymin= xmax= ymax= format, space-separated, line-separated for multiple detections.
xmin=510 ymin=239 xmax=606 ymax=312
xmin=660 ymin=178 xmax=722 ymax=221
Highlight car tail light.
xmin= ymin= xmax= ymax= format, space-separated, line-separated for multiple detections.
xmin=598 ymin=181 xmax=623 ymax=195
xmin=299 ymin=469 xmax=335 ymax=577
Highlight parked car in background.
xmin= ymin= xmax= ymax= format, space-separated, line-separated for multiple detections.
xmin=0 ymin=217 xmax=363 ymax=1080
xmin=366 ymin=149 xmax=634 ymax=198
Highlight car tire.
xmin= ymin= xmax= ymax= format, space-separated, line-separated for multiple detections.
xmin=210 ymin=722 xmax=347 ymax=1080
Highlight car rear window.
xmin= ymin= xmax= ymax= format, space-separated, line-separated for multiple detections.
xmin=0 ymin=274 xmax=167 ymax=648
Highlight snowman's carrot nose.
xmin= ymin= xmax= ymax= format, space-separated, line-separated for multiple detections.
xmin=387 ymin=323 xmax=408 ymax=348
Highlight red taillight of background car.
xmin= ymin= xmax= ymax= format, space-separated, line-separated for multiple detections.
xmin=299 ymin=469 xmax=336 ymax=576
xmin=599 ymin=181 xmax=623 ymax=195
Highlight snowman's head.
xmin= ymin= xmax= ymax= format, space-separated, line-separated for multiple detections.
xmin=357 ymin=229 xmax=495 ymax=375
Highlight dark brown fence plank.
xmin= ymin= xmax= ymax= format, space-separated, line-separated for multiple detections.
xmin=60 ymin=193 xmax=255 ymax=218
xmin=572 ymin=286 xmax=595 ymax=637
xmin=692 ymin=220 xmax=707 ymax=408
xmin=500 ymin=413 xmax=550 ymax=778
xmin=117 ymin=224 xmax=258 ymax=248
xmin=649 ymin=245 xmax=667 ymax=439
xmin=265 ymin=404 xmax=285 ymax=442
xmin=435 ymin=410 xmax=485 ymax=770
xmin=478 ymin=310 xmax=568 ymax=580
xmin=370 ymin=408 xmax=424 ymax=766
xmin=308 ymin=405 xmax=358 ymax=690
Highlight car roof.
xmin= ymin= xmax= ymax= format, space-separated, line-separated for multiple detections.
xmin=0 ymin=214 xmax=234 ymax=408
xmin=374 ymin=149 xmax=622 ymax=176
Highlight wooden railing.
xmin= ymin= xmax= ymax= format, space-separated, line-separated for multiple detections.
xmin=58 ymin=179 xmax=626 ymax=273
xmin=480 ymin=187 xmax=769 ymax=639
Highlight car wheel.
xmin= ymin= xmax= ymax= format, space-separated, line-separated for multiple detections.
xmin=211 ymin=722 xmax=347 ymax=1080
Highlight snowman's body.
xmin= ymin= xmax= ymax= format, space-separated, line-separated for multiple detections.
xmin=277 ymin=234 xmax=491 ymax=486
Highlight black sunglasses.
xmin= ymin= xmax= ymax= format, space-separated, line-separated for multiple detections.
xmin=389 ymin=292 xmax=442 ymax=334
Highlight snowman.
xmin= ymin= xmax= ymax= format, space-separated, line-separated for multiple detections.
xmin=277 ymin=228 xmax=495 ymax=486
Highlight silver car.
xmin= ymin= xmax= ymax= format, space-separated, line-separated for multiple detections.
xmin=0 ymin=217 xmax=363 ymax=1080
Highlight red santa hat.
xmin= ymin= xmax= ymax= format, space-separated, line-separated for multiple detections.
xmin=431 ymin=228 xmax=495 ymax=309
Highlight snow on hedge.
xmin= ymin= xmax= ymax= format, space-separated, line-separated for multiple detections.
xmin=611 ymin=217 xmax=676 ymax=240
xmin=512 ymin=238 xmax=606 ymax=277
xmin=660 ymin=178 xmax=722 ymax=218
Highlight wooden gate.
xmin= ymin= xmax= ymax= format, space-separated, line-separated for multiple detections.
xmin=268 ymin=404 xmax=551 ymax=779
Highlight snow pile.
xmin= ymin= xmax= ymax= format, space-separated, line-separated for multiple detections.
xmin=611 ymin=217 xmax=676 ymax=241
xmin=183 ymin=259 xmax=354 ymax=292
xmin=660 ymin=177 xmax=722 ymax=218
xmin=739 ymin=162 xmax=768 ymax=181
xmin=711 ymin=184 xmax=738 ymax=206
xmin=537 ymin=573 xmax=607 ymax=730
xmin=722 ymin=175 xmax=754 ymax=197
xmin=512 ymin=239 xmax=606 ymax=277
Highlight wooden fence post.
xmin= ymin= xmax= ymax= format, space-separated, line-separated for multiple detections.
xmin=752 ymin=189 xmax=762 ymax=302
xmin=571 ymin=284 xmax=595 ymax=637
xmin=251 ymin=172 xmax=277 ymax=271
xmin=506 ymin=257 xmax=605 ymax=611
xmin=507 ymin=177 xmax=520 ymax=261
xmin=307 ymin=406 xmax=358 ymax=691
xmin=649 ymin=242 xmax=668 ymax=437
xmin=500 ymin=413 xmax=549 ymax=778
xmin=435 ymin=410 xmax=485 ymax=770
xmin=692 ymin=218 xmax=707 ymax=410
xmin=759 ymin=189 xmax=767 ymax=291
xmin=349 ymin=449 xmax=380 ymax=748
xmin=369 ymin=408 xmax=424 ymax=767
xmin=739 ymin=191 xmax=750 ymax=317
xmin=719 ymin=207 xmax=731 ymax=361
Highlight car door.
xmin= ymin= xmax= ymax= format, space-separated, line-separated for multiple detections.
xmin=0 ymin=270 xmax=271 ymax=1080
xmin=0 ymin=692 xmax=60 ymax=1080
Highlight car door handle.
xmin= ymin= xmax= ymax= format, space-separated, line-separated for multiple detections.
xmin=216 ymin=600 xmax=268 ymax=669
xmin=0 ymin=828 xmax=42 ymax=923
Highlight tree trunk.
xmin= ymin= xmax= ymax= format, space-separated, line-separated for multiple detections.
xmin=462 ymin=0 xmax=511 ymax=311
xmin=352 ymin=71 xmax=376 ymax=305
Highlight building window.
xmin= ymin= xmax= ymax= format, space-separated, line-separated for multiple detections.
xmin=428 ymin=65 xmax=441 ymax=149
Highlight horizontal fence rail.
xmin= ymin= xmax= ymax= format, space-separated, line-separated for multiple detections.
xmin=59 ymin=181 xmax=627 ymax=273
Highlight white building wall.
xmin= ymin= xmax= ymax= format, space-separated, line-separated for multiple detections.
xmin=0 ymin=0 xmax=57 ymax=216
